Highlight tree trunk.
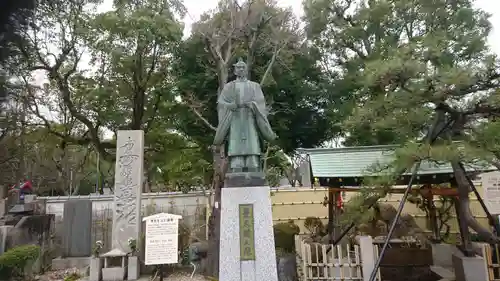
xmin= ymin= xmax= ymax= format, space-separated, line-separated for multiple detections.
xmin=451 ymin=161 xmax=500 ymax=246
xmin=206 ymin=145 xmax=227 ymax=277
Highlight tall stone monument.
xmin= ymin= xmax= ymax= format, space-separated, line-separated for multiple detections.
xmin=214 ymin=58 xmax=279 ymax=281
xmin=110 ymin=130 xmax=144 ymax=253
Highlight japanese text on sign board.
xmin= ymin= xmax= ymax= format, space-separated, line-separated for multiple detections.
xmin=239 ymin=204 xmax=255 ymax=261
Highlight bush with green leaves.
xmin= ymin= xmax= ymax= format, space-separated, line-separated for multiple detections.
xmin=0 ymin=244 xmax=40 ymax=279
xmin=273 ymin=220 xmax=300 ymax=253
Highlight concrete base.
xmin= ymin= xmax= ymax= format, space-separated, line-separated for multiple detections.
xmin=102 ymin=267 xmax=126 ymax=281
xmin=452 ymin=254 xmax=488 ymax=281
xmin=89 ymin=258 xmax=102 ymax=281
xmin=52 ymin=257 xmax=90 ymax=270
xmin=432 ymin=243 xmax=462 ymax=268
xmin=219 ymin=186 xmax=278 ymax=281
xmin=225 ymin=172 xmax=266 ymax=187
xmin=127 ymin=256 xmax=139 ymax=280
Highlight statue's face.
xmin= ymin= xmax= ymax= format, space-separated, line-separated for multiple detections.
xmin=234 ymin=65 xmax=247 ymax=78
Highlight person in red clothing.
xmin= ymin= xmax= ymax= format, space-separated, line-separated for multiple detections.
xmin=9 ymin=179 xmax=33 ymax=202
xmin=336 ymin=192 xmax=344 ymax=213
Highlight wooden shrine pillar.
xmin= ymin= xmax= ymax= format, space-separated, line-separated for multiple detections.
xmin=422 ymin=184 xmax=440 ymax=241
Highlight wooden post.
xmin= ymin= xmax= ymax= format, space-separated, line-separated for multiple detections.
xmin=423 ymin=185 xmax=439 ymax=241
xmin=328 ymin=188 xmax=334 ymax=243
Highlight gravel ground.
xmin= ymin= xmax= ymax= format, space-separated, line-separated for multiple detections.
xmin=38 ymin=268 xmax=210 ymax=281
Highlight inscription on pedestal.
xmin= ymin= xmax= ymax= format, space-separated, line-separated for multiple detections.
xmin=239 ymin=204 xmax=255 ymax=261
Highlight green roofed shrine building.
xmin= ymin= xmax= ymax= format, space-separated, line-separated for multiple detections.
xmin=298 ymin=144 xmax=496 ymax=242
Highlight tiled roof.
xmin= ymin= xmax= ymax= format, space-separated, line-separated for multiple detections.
xmin=299 ymin=145 xmax=494 ymax=178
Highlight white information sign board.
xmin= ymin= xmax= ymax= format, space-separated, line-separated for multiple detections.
xmin=143 ymin=213 xmax=182 ymax=265
xmin=482 ymin=172 xmax=500 ymax=214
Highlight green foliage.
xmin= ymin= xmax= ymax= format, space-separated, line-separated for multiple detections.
xmin=304 ymin=0 xmax=499 ymax=150
xmin=407 ymin=191 xmax=455 ymax=241
xmin=303 ymin=217 xmax=325 ymax=237
xmin=273 ymin=221 xmax=300 ymax=253
xmin=0 ymin=245 xmax=40 ymax=279
xmin=339 ymin=191 xmax=377 ymax=228
xmin=173 ymin=3 xmax=337 ymax=155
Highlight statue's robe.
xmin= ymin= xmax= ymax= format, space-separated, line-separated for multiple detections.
xmin=213 ymin=79 xmax=276 ymax=161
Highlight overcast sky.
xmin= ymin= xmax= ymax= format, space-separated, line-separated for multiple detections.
xmin=177 ymin=0 xmax=500 ymax=55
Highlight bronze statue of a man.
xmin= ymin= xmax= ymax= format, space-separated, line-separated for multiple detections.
xmin=213 ymin=58 xmax=277 ymax=173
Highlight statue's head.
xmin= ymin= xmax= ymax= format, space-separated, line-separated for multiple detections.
xmin=233 ymin=58 xmax=247 ymax=78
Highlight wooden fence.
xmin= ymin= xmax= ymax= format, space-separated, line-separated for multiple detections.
xmin=295 ymin=235 xmax=381 ymax=281
xmin=485 ymin=244 xmax=500 ymax=281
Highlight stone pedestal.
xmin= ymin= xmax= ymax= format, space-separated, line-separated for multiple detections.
xmin=101 ymin=250 xmax=128 ymax=281
xmin=127 ymin=256 xmax=139 ymax=280
xmin=219 ymin=185 xmax=278 ymax=281
xmin=89 ymin=257 xmax=102 ymax=281
xmin=452 ymin=253 xmax=488 ymax=281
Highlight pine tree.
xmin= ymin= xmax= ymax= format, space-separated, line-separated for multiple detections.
xmin=304 ymin=0 xmax=500 ymax=244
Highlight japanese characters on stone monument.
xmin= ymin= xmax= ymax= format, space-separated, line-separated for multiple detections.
xmin=112 ymin=130 xmax=144 ymax=252
xmin=216 ymin=59 xmax=279 ymax=281
xmin=143 ymin=213 xmax=182 ymax=265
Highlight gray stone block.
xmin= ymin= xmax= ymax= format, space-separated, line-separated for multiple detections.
xmin=452 ymin=253 xmax=488 ymax=281
xmin=432 ymin=243 xmax=462 ymax=268
xmin=225 ymin=172 xmax=266 ymax=187
xmin=102 ymin=267 xmax=126 ymax=281
xmin=89 ymin=258 xmax=102 ymax=281
xmin=63 ymin=200 xmax=92 ymax=257
xmin=0 ymin=225 xmax=13 ymax=254
xmin=0 ymin=199 xmax=7 ymax=218
xmin=127 ymin=256 xmax=139 ymax=280
xmin=52 ymin=257 xmax=90 ymax=270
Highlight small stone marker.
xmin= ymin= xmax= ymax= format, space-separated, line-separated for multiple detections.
xmin=143 ymin=213 xmax=182 ymax=265
xmin=111 ymin=130 xmax=144 ymax=252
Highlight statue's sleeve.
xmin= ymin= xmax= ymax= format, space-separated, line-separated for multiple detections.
xmin=213 ymin=84 xmax=234 ymax=145
xmin=251 ymin=83 xmax=277 ymax=142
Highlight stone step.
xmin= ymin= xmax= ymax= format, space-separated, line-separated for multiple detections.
xmin=430 ymin=265 xmax=455 ymax=280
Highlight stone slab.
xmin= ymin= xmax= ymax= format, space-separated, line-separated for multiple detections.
xmin=89 ymin=258 xmax=102 ymax=281
xmin=8 ymin=203 xmax=34 ymax=214
xmin=127 ymin=256 xmax=139 ymax=280
xmin=111 ymin=130 xmax=144 ymax=252
xmin=102 ymin=267 xmax=126 ymax=281
xmin=452 ymin=253 xmax=488 ymax=281
xmin=62 ymin=200 xmax=92 ymax=257
xmin=0 ymin=199 xmax=7 ymax=218
xmin=432 ymin=243 xmax=462 ymax=268
xmin=430 ymin=266 xmax=455 ymax=280
xmin=219 ymin=186 xmax=278 ymax=281
xmin=225 ymin=172 xmax=266 ymax=187
xmin=52 ymin=257 xmax=90 ymax=270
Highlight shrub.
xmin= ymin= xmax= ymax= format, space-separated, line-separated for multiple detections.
xmin=0 ymin=244 xmax=40 ymax=279
xmin=273 ymin=220 xmax=300 ymax=253
xmin=304 ymin=217 xmax=325 ymax=237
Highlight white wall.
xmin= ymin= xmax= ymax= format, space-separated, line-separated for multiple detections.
xmin=39 ymin=191 xmax=209 ymax=219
